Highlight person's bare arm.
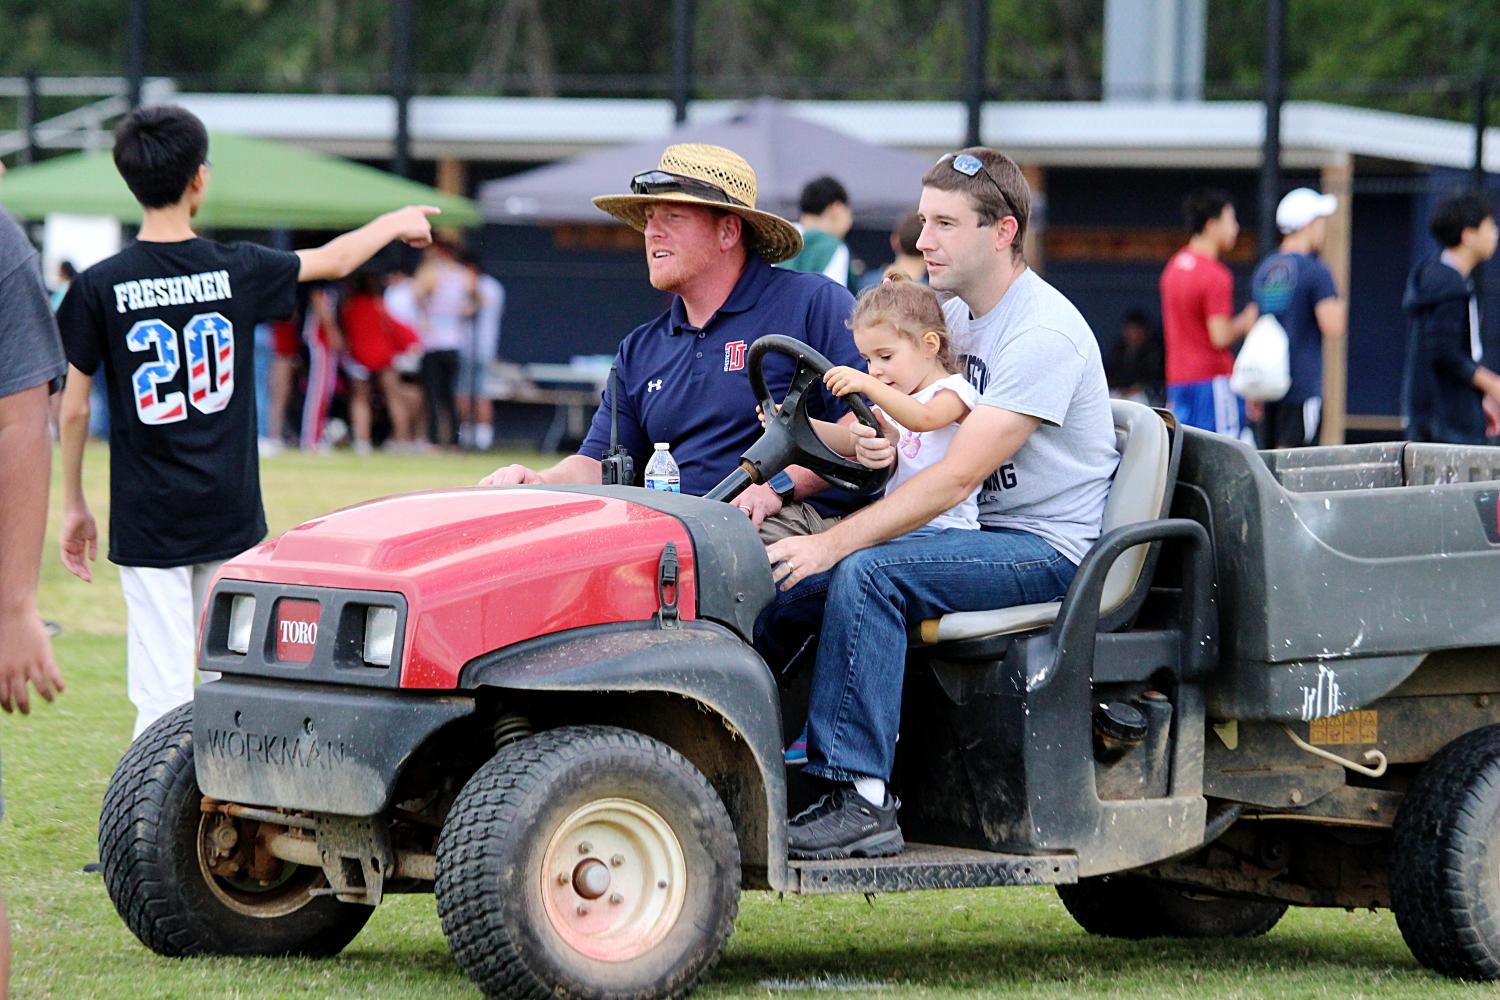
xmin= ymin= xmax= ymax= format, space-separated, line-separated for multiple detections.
xmin=1473 ymin=366 xmax=1500 ymax=404
xmin=57 ymin=367 xmax=98 ymax=583
xmin=309 ymin=288 xmax=343 ymax=353
xmin=823 ymin=367 xmax=970 ymax=432
xmin=0 ymin=383 xmax=65 ymax=713
xmin=1315 ymin=298 xmax=1347 ymax=339
xmin=297 ymin=206 xmax=439 ymax=282
xmin=1232 ymin=302 xmax=1260 ymax=338
xmin=1206 ymin=314 xmax=1236 ymax=350
xmin=480 ymin=453 xmax=603 ymax=487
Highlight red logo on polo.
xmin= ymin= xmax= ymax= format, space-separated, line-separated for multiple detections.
xmin=275 ymin=599 xmax=320 ymax=663
xmin=724 ymin=340 xmax=748 ymax=372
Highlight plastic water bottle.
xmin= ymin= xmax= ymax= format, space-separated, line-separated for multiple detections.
xmin=643 ymin=442 xmax=681 ymax=493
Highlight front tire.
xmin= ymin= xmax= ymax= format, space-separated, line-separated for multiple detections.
xmin=1057 ymin=876 xmax=1285 ymax=939
xmin=1391 ymin=725 xmax=1500 ymax=980
xmin=435 ymin=725 xmax=740 ymax=1000
xmin=98 ymin=703 xmax=372 ymax=957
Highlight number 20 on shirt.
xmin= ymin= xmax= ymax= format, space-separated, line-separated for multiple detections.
xmin=128 ymin=311 xmax=235 ymax=425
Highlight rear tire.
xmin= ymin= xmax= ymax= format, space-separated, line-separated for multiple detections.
xmin=1391 ymin=724 xmax=1500 ymax=980
xmin=435 ymin=725 xmax=740 ymax=1000
xmin=98 ymin=703 xmax=372 ymax=957
xmin=1057 ymin=876 xmax=1286 ymax=939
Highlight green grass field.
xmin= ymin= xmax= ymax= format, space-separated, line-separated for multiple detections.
xmin=3 ymin=444 xmax=1482 ymax=998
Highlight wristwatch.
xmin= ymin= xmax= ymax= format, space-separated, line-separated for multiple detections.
xmin=768 ymin=470 xmax=797 ymax=506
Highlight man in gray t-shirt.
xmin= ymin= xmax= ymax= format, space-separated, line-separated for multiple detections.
xmin=945 ymin=273 xmax=1117 ymax=563
xmin=755 ymin=148 xmax=1118 ymax=860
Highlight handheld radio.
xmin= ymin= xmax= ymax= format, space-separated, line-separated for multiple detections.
xmin=600 ymin=364 xmax=635 ymax=486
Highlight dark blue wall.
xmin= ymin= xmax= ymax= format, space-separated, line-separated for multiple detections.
xmin=478 ymin=167 xmax=1500 ymax=422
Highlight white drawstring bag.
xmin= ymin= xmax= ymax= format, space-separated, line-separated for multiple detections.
xmin=1230 ymin=313 xmax=1291 ymax=402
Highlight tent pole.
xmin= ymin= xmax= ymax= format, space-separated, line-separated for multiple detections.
xmin=1258 ymin=0 xmax=1286 ymax=259
xmin=392 ymin=0 xmax=415 ymax=179
xmin=672 ymin=0 xmax=693 ymax=124
xmin=963 ymin=0 xmax=988 ymax=148
xmin=1473 ymin=75 xmax=1489 ymax=193
xmin=21 ymin=72 xmax=38 ymax=166
xmin=126 ymin=0 xmax=146 ymax=110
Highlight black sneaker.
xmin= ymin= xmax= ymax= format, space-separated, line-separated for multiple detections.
xmin=787 ymin=785 xmax=903 ymax=860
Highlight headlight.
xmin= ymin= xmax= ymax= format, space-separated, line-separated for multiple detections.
xmin=363 ymin=607 xmax=398 ymax=667
xmin=227 ymin=595 xmax=256 ymax=654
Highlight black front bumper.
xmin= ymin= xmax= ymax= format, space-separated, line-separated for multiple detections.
xmin=193 ymin=678 xmax=475 ymax=816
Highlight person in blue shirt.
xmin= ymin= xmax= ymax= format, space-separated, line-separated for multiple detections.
xmin=1249 ymin=188 xmax=1347 ymax=448
xmin=481 ymin=144 xmax=865 ymax=539
xmin=1402 ymin=191 xmax=1500 ymax=444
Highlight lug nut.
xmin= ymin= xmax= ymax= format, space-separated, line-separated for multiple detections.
xmin=610 ymin=854 xmax=625 ymax=867
xmin=657 ymin=879 xmax=668 ymax=889
xmin=609 ymin=892 xmax=623 ymax=905
xmin=556 ymin=873 xmax=569 ymax=885
xmin=577 ymin=842 xmax=592 ymax=855
xmin=576 ymin=904 xmax=590 ymax=916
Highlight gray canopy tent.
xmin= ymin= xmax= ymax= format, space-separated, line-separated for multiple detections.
xmin=479 ymin=98 xmax=932 ymax=227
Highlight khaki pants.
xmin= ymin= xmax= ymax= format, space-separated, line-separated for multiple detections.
xmin=756 ymin=501 xmax=841 ymax=545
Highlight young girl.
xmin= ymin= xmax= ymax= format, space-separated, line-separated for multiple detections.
xmin=812 ymin=271 xmax=980 ymax=532
xmin=783 ymin=272 xmax=979 ymax=763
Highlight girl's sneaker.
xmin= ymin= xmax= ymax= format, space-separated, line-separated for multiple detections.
xmin=784 ymin=725 xmax=809 ymax=766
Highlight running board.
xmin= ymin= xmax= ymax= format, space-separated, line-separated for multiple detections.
xmin=788 ymin=843 xmax=1077 ymax=895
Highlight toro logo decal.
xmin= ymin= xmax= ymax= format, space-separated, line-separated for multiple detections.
xmin=1479 ymin=490 xmax=1500 ymax=545
xmin=275 ymin=599 xmax=320 ymax=663
xmin=724 ymin=340 xmax=747 ymax=372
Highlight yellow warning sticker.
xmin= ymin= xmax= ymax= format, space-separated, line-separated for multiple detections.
xmin=1308 ymin=710 xmax=1378 ymax=746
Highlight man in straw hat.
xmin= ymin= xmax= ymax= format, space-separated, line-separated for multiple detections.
xmin=482 ymin=143 xmax=866 ymax=537
xmin=755 ymin=147 xmax=1119 ymax=859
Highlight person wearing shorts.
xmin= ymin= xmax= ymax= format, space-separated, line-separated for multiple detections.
xmin=1160 ymin=189 xmax=1258 ymax=439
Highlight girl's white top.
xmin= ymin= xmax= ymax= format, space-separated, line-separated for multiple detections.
xmin=876 ymin=372 xmax=980 ymax=531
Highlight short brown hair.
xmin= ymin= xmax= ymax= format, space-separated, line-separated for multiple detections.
xmin=921 ymin=147 xmax=1030 ymax=259
xmin=849 ymin=271 xmax=958 ymax=374
xmin=892 ymin=209 xmax=922 ymax=256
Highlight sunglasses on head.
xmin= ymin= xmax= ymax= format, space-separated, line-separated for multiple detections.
xmin=939 ymin=153 xmax=1019 ymax=224
xmin=630 ymin=170 xmax=748 ymax=209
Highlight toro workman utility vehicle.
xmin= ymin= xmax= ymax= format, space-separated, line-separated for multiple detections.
xmin=100 ymin=336 xmax=1500 ymax=998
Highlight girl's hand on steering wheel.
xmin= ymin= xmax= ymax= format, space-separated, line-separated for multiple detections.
xmin=823 ymin=366 xmax=872 ymax=398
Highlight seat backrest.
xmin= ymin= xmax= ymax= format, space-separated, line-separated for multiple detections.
xmin=1096 ymin=400 xmax=1174 ymax=621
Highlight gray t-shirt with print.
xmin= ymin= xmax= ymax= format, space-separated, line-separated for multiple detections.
xmin=942 ymin=268 xmax=1118 ymax=564
xmin=0 ymin=208 xmax=65 ymax=400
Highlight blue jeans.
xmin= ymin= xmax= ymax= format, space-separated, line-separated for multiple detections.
xmin=754 ymin=527 xmax=1076 ymax=784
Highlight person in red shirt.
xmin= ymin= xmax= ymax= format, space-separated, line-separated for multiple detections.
xmin=1159 ymin=189 xmax=1258 ymax=437
xmin=341 ymin=269 xmax=420 ymax=453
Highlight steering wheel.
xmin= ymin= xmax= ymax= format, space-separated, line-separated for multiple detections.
xmin=738 ymin=334 xmax=891 ymax=496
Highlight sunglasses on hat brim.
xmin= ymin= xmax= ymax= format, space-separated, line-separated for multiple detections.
xmin=939 ymin=153 xmax=1020 ymax=224
xmin=630 ymin=170 xmax=748 ymax=209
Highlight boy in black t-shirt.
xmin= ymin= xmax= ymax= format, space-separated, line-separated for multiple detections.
xmin=56 ymin=105 xmax=437 ymax=738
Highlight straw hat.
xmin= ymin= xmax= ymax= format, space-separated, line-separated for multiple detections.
xmin=592 ymin=144 xmax=803 ymax=263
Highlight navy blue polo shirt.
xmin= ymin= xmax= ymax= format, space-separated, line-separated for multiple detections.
xmin=579 ymin=255 xmax=862 ymax=514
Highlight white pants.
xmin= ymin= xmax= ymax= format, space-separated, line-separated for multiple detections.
xmin=119 ymin=561 xmax=223 ymax=738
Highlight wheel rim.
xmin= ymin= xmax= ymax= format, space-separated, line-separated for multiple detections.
xmin=539 ymin=797 xmax=688 ymax=962
xmin=197 ymin=813 xmax=321 ymax=918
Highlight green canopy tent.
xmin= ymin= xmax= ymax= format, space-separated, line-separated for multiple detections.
xmin=0 ymin=132 xmax=479 ymax=229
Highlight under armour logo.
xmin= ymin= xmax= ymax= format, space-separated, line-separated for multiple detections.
xmin=647 ymin=379 xmax=663 ymax=392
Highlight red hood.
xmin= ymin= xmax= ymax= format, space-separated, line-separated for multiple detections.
xmin=219 ymin=488 xmax=696 ymax=688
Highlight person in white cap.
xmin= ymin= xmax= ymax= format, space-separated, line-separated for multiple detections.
xmin=1249 ymin=187 xmax=1347 ymax=447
